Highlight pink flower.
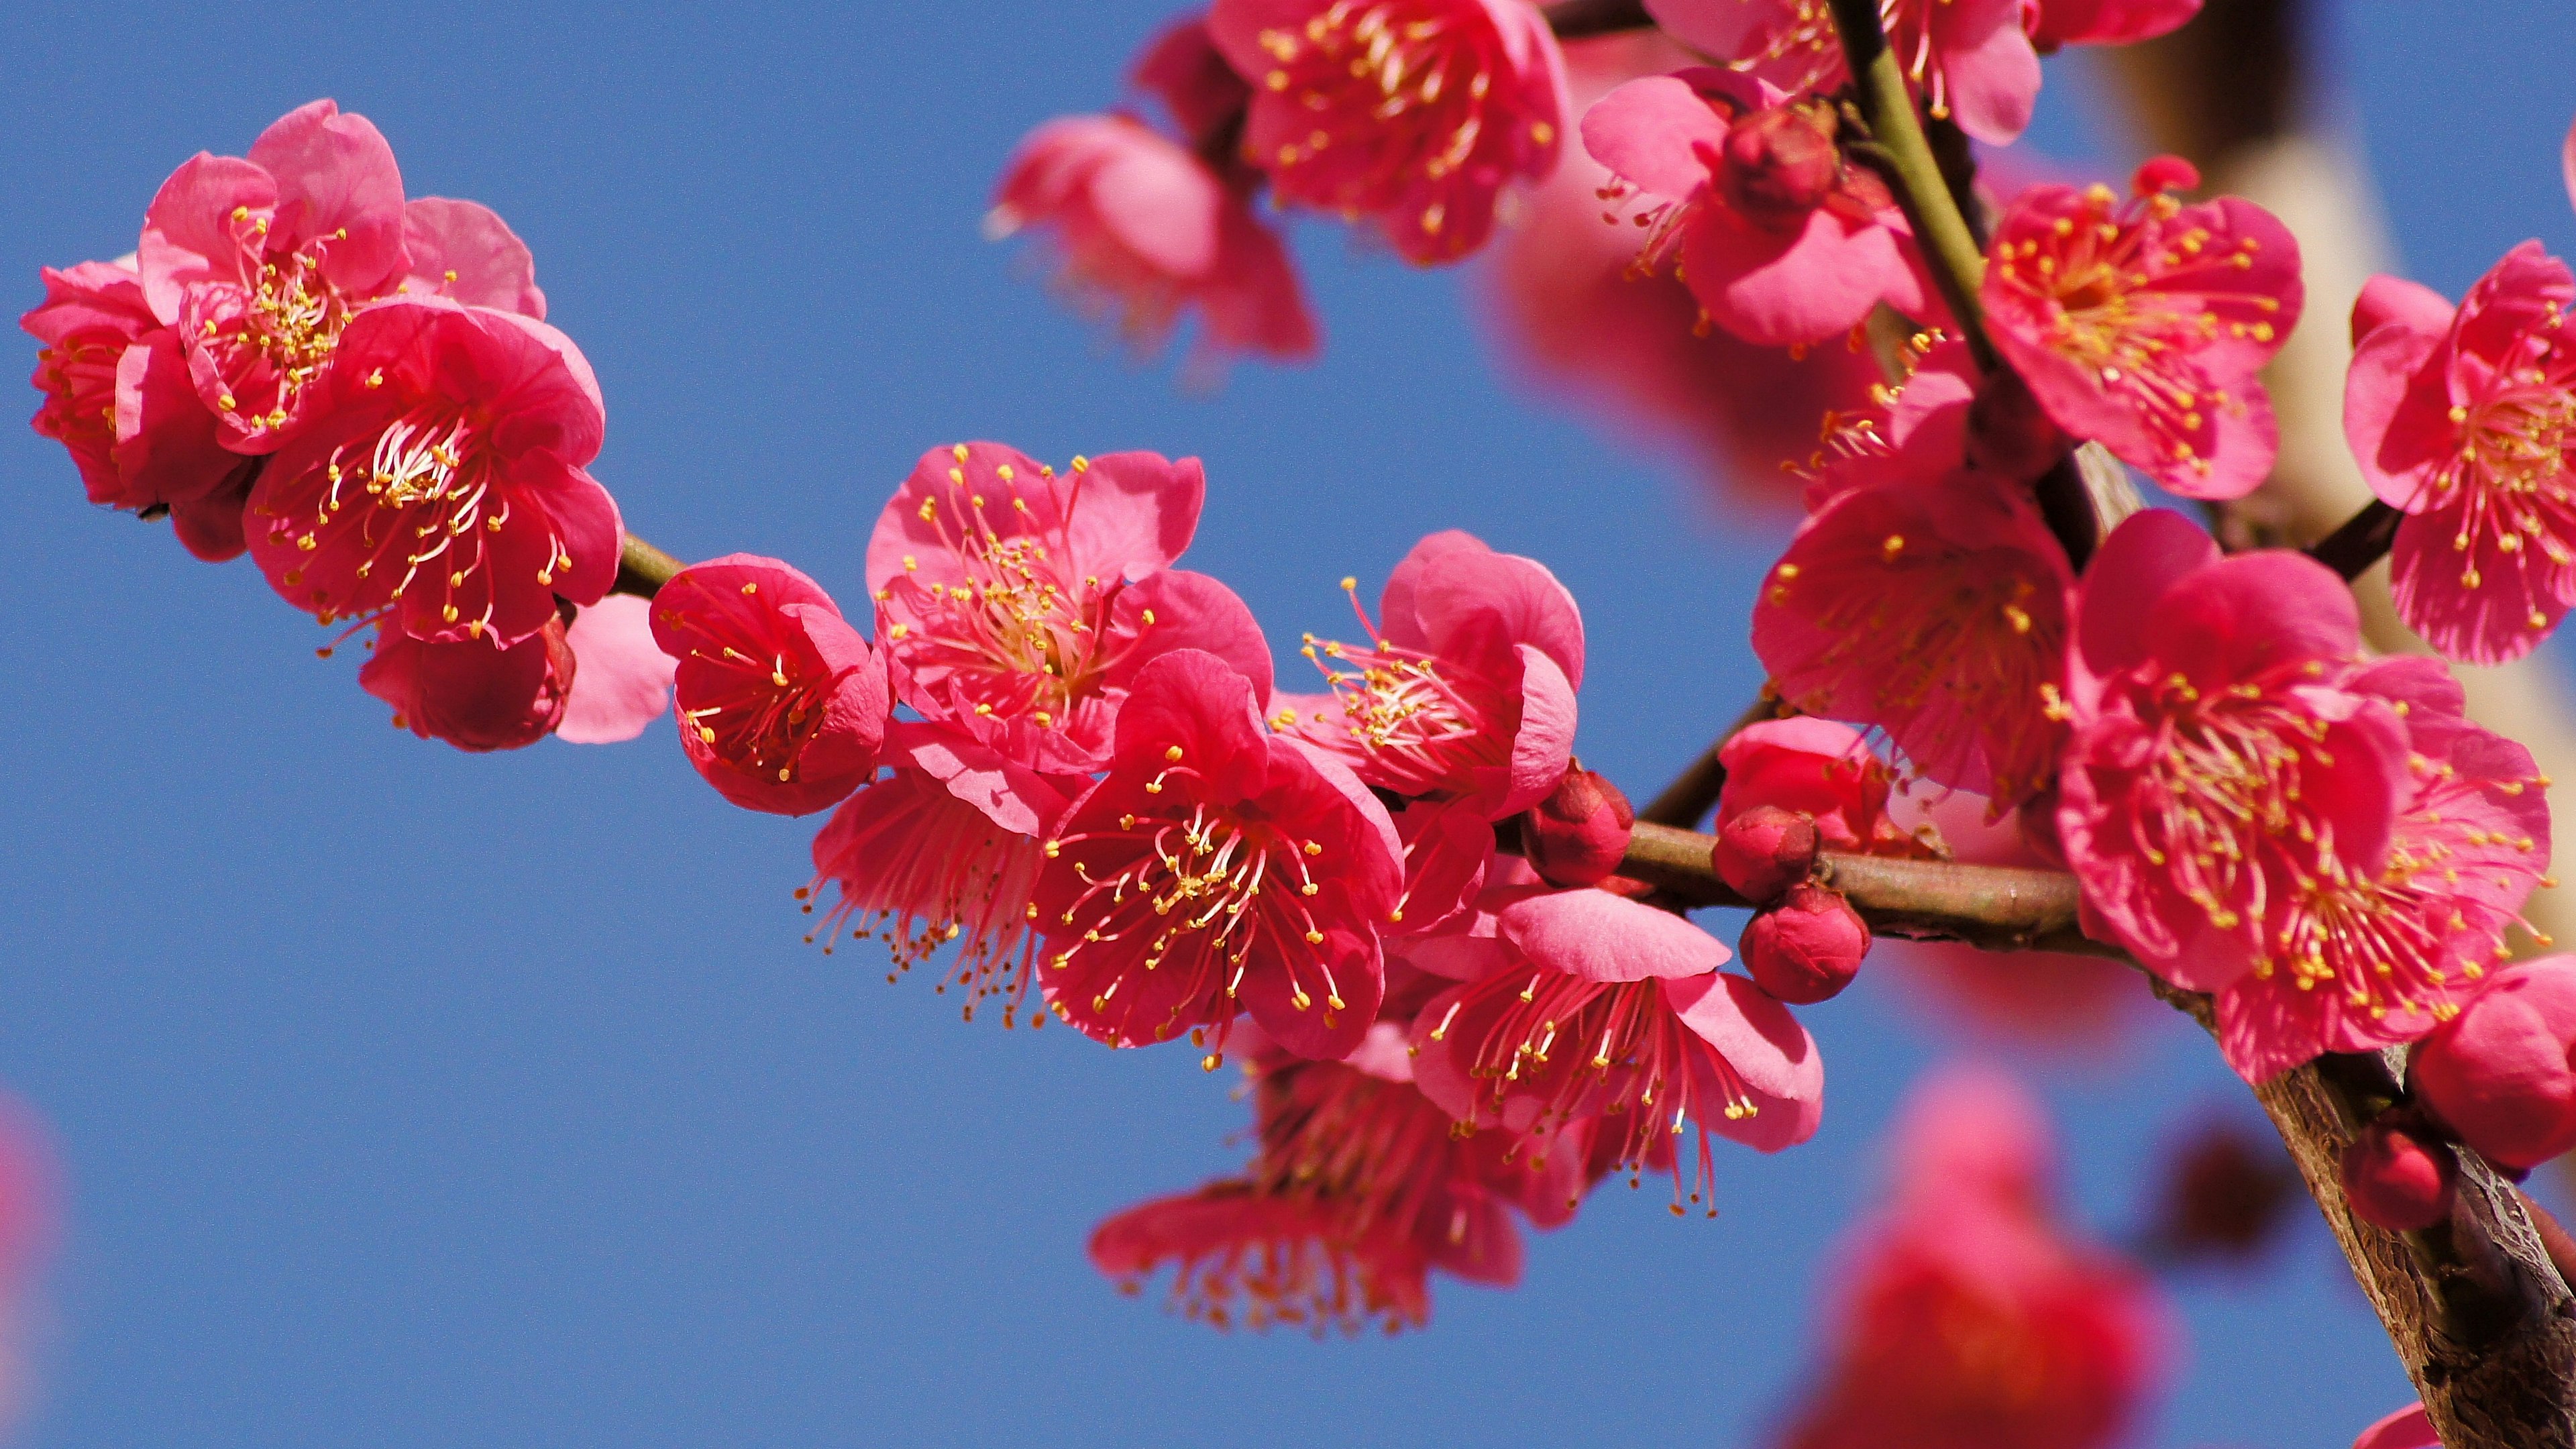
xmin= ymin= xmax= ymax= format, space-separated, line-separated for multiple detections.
xmin=2409 ymin=956 xmax=2576 ymax=1172
xmin=1034 ymin=650 xmax=1404 ymax=1060
xmin=1282 ymin=529 xmax=1583 ymax=818
xmin=2344 ymin=243 xmax=2576 ymax=663
xmin=1779 ymin=1065 xmax=2171 ymax=1449
xmin=20 ymin=260 xmax=258 ymax=558
xmin=1582 ymin=70 xmax=1928 ymax=347
xmin=1090 ymin=1042 xmax=1538 ymax=1334
xmin=2057 ymin=512 xmax=2550 ymax=1081
xmin=1714 ymin=716 xmax=1935 ymax=857
xmin=1646 ymin=0 xmax=2041 ymax=146
xmin=138 ymin=99 xmax=542 ymax=453
xmin=649 ymin=555 xmax=890 ymax=816
xmin=358 ymin=613 xmax=574 ymax=753
xmin=246 ymin=297 xmax=621 ymax=646
xmin=989 ymin=114 xmax=1317 ymax=368
xmin=804 ymin=724 xmax=1073 ymax=1028
xmin=2026 ymin=0 xmax=2202 ymax=50
xmin=1130 ymin=15 xmax=1254 ymax=153
xmin=867 ymin=442 xmax=1273 ymax=775
xmin=555 ymin=595 xmax=676 ymax=745
xmin=1207 ymin=0 xmax=1567 ymax=264
xmin=1753 ymin=470 xmax=2074 ymax=807
xmin=1474 ymin=32 xmax=1890 ymax=506
xmin=1409 ymin=885 xmax=1823 ymax=1214
xmin=1984 ymin=162 xmax=2302 ymax=499
xmin=2355 ymin=1405 xmax=2440 ymax=1449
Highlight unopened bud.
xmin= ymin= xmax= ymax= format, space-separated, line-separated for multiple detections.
xmin=1520 ymin=762 xmax=1634 ymax=888
xmin=1713 ymin=805 xmax=1820 ymax=902
xmin=1740 ymin=882 xmax=1868 ymax=1004
xmin=1717 ymin=104 xmax=1840 ymax=227
xmin=2339 ymin=1118 xmax=2457 ymax=1233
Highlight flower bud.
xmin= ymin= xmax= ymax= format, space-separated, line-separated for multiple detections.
xmin=1519 ymin=762 xmax=1635 ymax=888
xmin=2339 ymin=1118 xmax=2457 ymax=1233
xmin=1712 ymin=804 xmax=1821 ymax=902
xmin=1717 ymin=104 xmax=1840 ymax=227
xmin=2409 ymin=957 xmax=2576 ymax=1172
xmin=1740 ymin=882 xmax=1869 ymax=1004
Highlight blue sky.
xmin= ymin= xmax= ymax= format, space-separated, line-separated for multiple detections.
xmin=3 ymin=3 xmax=2573 ymax=1445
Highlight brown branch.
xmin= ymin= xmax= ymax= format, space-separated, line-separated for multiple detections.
xmin=1540 ymin=0 xmax=1653 ymax=39
xmin=2307 ymin=498 xmax=2402 ymax=582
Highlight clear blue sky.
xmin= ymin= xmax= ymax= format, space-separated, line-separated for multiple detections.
xmin=3 ymin=3 xmax=2572 ymax=1446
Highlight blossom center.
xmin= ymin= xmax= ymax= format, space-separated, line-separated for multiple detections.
xmin=2426 ymin=321 xmax=2576 ymax=600
xmin=1254 ymin=1 xmax=1509 ymax=233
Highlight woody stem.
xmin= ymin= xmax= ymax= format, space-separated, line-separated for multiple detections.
xmin=1539 ymin=0 xmax=1653 ymax=38
xmin=614 ymin=532 xmax=684 ymax=599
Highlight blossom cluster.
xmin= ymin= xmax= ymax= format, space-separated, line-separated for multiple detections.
xmin=23 ymin=100 xmax=678 ymax=751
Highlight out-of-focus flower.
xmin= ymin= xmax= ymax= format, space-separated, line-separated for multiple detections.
xmin=1208 ymin=0 xmax=1566 ymax=264
xmin=2345 ymin=244 xmax=2576 ymax=663
xmin=1130 ymin=15 xmax=1254 ymax=154
xmin=247 ymin=297 xmax=620 ymax=647
xmin=1646 ymin=0 xmax=2041 ymax=146
xmin=1474 ymin=32 xmax=1888 ymax=507
xmin=2410 ymin=956 xmax=2576 ymax=1172
xmin=1409 ymin=884 xmax=1822 ymax=1214
xmin=1284 ymin=529 xmax=1584 ymax=820
xmin=1583 ymin=69 xmax=1927 ymax=347
xmin=868 ymin=442 xmax=1271 ymax=775
xmin=1754 ymin=470 xmax=2073 ymax=808
xmin=1777 ymin=1063 xmax=2171 ymax=1449
xmin=556 ymin=594 xmax=676 ymax=745
xmin=359 ymin=612 xmax=575 ymax=753
xmin=988 ymin=114 xmax=1316 ymax=367
xmin=2057 ymin=512 xmax=2549 ymax=1082
xmin=1984 ymin=160 xmax=2302 ymax=500
xmin=1036 ymin=650 xmax=1403 ymax=1060
xmin=2139 ymin=1114 xmax=2302 ymax=1265
xmin=2026 ymin=0 xmax=2202 ymax=51
xmin=649 ymin=555 xmax=889 ymax=815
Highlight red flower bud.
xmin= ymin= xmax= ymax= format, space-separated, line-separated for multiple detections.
xmin=1519 ymin=763 xmax=1635 ymax=888
xmin=1717 ymin=104 xmax=1841 ymax=229
xmin=1712 ymin=804 xmax=1821 ymax=902
xmin=2339 ymin=1118 xmax=2457 ymax=1233
xmin=1741 ymin=882 xmax=1869 ymax=1004
xmin=2410 ymin=957 xmax=2576 ymax=1172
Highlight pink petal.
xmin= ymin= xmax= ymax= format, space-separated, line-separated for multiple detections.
xmin=139 ymin=154 xmax=272 ymax=323
xmin=1065 ymin=450 xmax=1206 ymax=581
xmin=2349 ymin=274 xmax=2454 ymax=347
xmin=2344 ymin=319 xmax=2449 ymax=507
xmin=1112 ymin=649 xmax=1274 ymax=801
xmin=245 ymin=99 xmax=409 ymax=292
xmin=2353 ymin=1405 xmax=2438 ymax=1449
xmin=1666 ymin=971 xmax=1823 ymax=1142
xmin=1580 ymin=75 xmax=1724 ymax=201
xmin=1932 ymin=0 xmax=2043 ymax=145
xmin=881 ymin=720 xmax=1073 ymax=837
xmin=2072 ymin=510 xmax=2220 ymax=688
xmin=1497 ymin=888 xmax=1729 ymax=983
xmin=1104 ymin=568 xmax=1274 ymax=712
xmin=1412 ymin=543 xmax=1587 ymax=690
xmin=1685 ymin=205 xmax=1902 ymax=347
xmin=1089 ymin=140 xmax=1227 ymax=280
xmin=1501 ymin=645 xmax=1578 ymax=816
xmin=402 ymin=197 xmax=547 ymax=317
xmin=555 ymin=595 xmax=676 ymax=744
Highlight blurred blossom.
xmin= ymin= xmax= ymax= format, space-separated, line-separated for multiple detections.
xmin=2139 ymin=1113 xmax=2302 ymax=1268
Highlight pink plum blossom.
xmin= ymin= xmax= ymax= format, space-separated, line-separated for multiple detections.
xmin=1282 ymin=529 xmax=1583 ymax=819
xmin=1476 ymin=32 xmax=1890 ymax=507
xmin=2354 ymin=1405 xmax=2440 ymax=1449
xmin=1034 ymin=650 xmax=1404 ymax=1060
xmin=868 ymin=442 xmax=1272 ymax=775
xmin=2057 ymin=512 xmax=2549 ymax=1081
xmin=21 ymin=260 xmax=260 ymax=559
xmin=358 ymin=613 xmax=574 ymax=753
xmin=1646 ymin=0 xmax=2041 ymax=146
xmin=555 ymin=594 xmax=677 ymax=745
xmin=1130 ymin=15 xmax=1254 ymax=155
xmin=1091 ymin=1036 xmax=1545 ymax=1334
xmin=1207 ymin=0 xmax=1567 ymax=264
xmin=1582 ymin=69 xmax=1929 ymax=348
xmin=138 ymin=99 xmax=541 ymax=454
xmin=1779 ymin=1065 xmax=2171 ymax=1449
xmin=804 ymin=724 xmax=1074 ymax=1028
xmin=1409 ymin=884 xmax=1823 ymax=1214
xmin=649 ymin=555 xmax=890 ymax=816
xmin=1753 ymin=469 xmax=2074 ymax=808
xmin=1715 ymin=716 xmax=1937 ymax=857
xmin=1984 ymin=161 xmax=2302 ymax=499
xmin=988 ymin=114 xmax=1317 ymax=368
xmin=2344 ymin=243 xmax=2576 ymax=663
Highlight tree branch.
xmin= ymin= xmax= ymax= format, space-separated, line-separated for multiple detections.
xmin=614 ymin=533 xmax=684 ymax=600
xmin=1636 ymin=693 xmax=1782 ymax=828
xmin=2307 ymin=498 xmax=2402 ymax=582
xmin=1540 ymin=0 xmax=1653 ymax=39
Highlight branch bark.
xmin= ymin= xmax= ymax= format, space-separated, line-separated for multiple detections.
xmin=1539 ymin=0 xmax=1653 ymax=39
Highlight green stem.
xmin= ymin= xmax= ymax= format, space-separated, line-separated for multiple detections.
xmin=613 ymin=533 xmax=685 ymax=599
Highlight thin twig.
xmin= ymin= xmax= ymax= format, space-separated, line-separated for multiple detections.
xmin=1540 ymin=0 xmax=1654 ymax=39
xmin=2307 ymin=498 xmax=2402 ymax=581
xmin=614 ymin=533 xmax=685 ymax=599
